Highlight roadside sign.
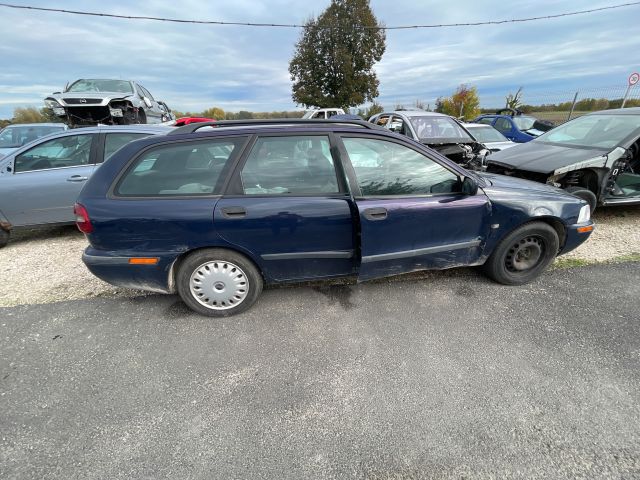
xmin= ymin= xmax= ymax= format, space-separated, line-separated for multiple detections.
xmin=629 ymin=72 xmax=640 ymax=86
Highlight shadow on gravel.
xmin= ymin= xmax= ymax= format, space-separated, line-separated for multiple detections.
xmin=8 ymin=225 xmax=81 ymax=246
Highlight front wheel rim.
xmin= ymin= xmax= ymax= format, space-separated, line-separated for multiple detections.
xmin=505 ymin=236 xmax=545 ymax=272
xmin=189 ymin=260 xmax=249 ymax=310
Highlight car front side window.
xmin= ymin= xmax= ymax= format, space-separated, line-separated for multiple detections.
xmin=494 ymin=118 xmax=513 ymax=133
xmin=240 ymin=136 xmax=339 ymax=195
xmin=342 ymin=137 xmax=460 ymax=196
xmin=14 ymin=134 xmax=94 ymax=173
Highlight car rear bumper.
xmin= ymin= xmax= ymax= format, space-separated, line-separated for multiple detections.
xmin=82 ymin=248 xmax=178 ymax=293
xmin=559 ymin=221 xmax=595 ymax=255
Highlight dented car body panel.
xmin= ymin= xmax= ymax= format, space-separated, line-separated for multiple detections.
xmin=78 ymin=123 xmax=593 ymax=294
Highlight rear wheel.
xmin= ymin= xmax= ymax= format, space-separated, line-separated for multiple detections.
xmin=564 ymin=186 xmax=597 ymax=212
xmin=482 ymin=222 xmax=559 ymax=285
xmin=176 ymin=249 xmax=263 ymax=317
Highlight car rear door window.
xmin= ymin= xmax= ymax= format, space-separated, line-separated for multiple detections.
xmin=239 ymin=136 xmax=339 ymax=195
xmin=14 ymin=134 xmax=94 ymax=173
xmin=342 ymin=137 xmax=460 ymax=196
xmin=103 ymin=133 xmax=153 ymax=162
xmin=115 ymin=137 xmax=245 ymax=196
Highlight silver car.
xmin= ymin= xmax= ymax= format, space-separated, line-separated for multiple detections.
xmin=0 ymin=123 xmax=68 ymax=157
xmin=0 ymin=125 xmax=171 ymax=247
xmin=45 ymin=79 xmax=173 ymax=127
xmin=464 ymin=123 xmax=517 ymax=152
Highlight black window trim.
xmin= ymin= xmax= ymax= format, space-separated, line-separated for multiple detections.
xmin=336 ymin=133 xmax=469 ymax=200
xmin=107 ymin=134 xmax=251 ymax=200
xmin=221 ymin=131 xmax=350 ymax=198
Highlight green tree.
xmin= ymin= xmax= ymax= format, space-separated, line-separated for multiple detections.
xmin=438 ymin=84 xmax=481 ymax=120
xmin=201 ymin=107 xmax=225 ymax=120
xmin=289 ymin=0 xmax=386 ymax=110
xmin=357 ymin=101 xmax=383 ymax=119
xmin=13 ymin=107 xmax=47 ymax=123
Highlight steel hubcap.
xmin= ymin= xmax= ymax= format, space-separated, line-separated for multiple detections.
xmin=506 ymin=236 xmax=544 ymax=272
xmin=189 ymin=261 xmax=249 ymax=310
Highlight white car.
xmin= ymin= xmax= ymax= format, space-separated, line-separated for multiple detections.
xmin=465 ymin=123 xmax=517 ymax=152
xmin=302 ymin=108 xmax=346 ymax=119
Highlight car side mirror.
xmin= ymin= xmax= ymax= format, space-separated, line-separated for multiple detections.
xmin=143 ymin=97 xmax=152 ymax=108
xmin=461 ymin=176 xmax=478 ymax=195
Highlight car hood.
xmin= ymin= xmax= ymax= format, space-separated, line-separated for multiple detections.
xmin=478 ymin=172 xmax=568 ymax=195
xmin=0 ymin=147 xmax=16 ymax=157
xmin=49 ymin=92 xmax=135 ymax=106
xmin=486 ymin=141 xmax=609 ymax=174
xmin=484 ymin=141 xmax=517 ymax=151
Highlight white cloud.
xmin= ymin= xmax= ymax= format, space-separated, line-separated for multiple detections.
xmin=0 ymin=0 xmax=638 ymax=116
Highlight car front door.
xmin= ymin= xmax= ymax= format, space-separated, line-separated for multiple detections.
xmin=338 ymin=135 xmax=491 ymax=281
xmin=136 ymin=84 xmax=162 ymax=122
xmin=214 ymin=134 xmax=356 ymax=281
xmin=1 ymin=133 xmax=97 ymax=226
xmin=494 ymin=118 xmax=516 ymax=141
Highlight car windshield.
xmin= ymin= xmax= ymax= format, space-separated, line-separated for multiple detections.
xmin=67 ymin=79 xmax=133 ymax=94
xmin=0 ymin=125 xmax=65 ymax=148
xmin=512 ymin=116 xmax=537 ymax=130
xmin=468 ymin=126 xmax=508 ymax=143
xmin=408 ymin=116 xmax=473 ymax=142
xmin=536 ymin=114 xmax=640 ymax=149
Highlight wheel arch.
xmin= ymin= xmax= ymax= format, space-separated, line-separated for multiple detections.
xmin=487 ymin=216 xmax=567 ymax=260
xmin=167 ymin=245 xmax=267 ymax=293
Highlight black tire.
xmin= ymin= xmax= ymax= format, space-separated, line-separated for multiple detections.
xmin=0 ymin=229 xmax=9 ymax=248
xmin=564 ymin=186 xmax=597 ymax=212
xmin=176 ymin=248 xmax=263 ymax=317
xmin=136 ymin=110 xmax=147 ymax=125
xmin=482 ymin=222 xmax=559 ymax=285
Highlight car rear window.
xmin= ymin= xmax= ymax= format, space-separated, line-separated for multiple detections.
xmin=115 ymin=137 xmax=246 ymax=196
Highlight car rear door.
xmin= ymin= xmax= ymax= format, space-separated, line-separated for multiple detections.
xmin=337 ymin=134 xmax=491 ymax=281
xmin=1 ymin=132 xmax=98 ymax=226
xmin=214 ymin=133 xmax=356 ymax=282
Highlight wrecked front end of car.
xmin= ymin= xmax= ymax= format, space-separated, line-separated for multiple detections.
xmin=426 ymin=141 xmax=489 ymax=170
xmin=45 ymin=94 xmax=143 ymax=127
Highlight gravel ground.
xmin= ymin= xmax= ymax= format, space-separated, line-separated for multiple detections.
xmin=1 ymin=205 xmax=639 ymax=308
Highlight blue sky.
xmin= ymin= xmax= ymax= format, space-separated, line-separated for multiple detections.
xmin=0 ymin=0 xmax=639 ymax=118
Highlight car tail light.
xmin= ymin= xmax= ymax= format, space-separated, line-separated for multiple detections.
xmin=74 ymin=203 xmax=93 ymax=233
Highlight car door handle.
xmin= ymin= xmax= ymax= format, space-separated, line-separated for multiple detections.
xmin=221 ymin=207 xmax=247 ymax=218
xmin=66 ymin=175 xmax=88 ymax=182
xmin=363 ymin=207 xmax=388 ymax=221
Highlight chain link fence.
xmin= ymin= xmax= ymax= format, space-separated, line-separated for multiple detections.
xmin=482 ymin=84 xmax=640 ymax=126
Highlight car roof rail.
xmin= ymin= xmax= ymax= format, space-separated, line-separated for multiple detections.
xmin=168 ymin=118 xmax=383 ymax=135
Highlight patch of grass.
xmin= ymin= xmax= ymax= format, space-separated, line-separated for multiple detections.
xmin=554 ymin=252 xmax=640 ymax=269
xmin=553 ymin=257 xmax=593 ymax=269
xmin=607 ymin=252 xmax=640 ymax=263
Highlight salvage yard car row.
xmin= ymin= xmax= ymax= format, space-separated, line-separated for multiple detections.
xmin=1 ymin=103 xmax=639 ymax=316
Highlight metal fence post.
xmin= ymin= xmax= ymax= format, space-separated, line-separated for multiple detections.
xmin=567 ymin=91 xmax=579 ymax=121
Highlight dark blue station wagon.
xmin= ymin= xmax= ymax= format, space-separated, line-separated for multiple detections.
xmin=77 ymin=120 xmax=594 ymax=316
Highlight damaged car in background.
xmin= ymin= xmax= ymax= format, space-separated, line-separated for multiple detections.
xmin=369 ymin=110 xmax=489 ymax=169
xmin=486 ymin=107 xmax=640 ymax=210
xmin=45 ymin=79 xmax=173 ymax=127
